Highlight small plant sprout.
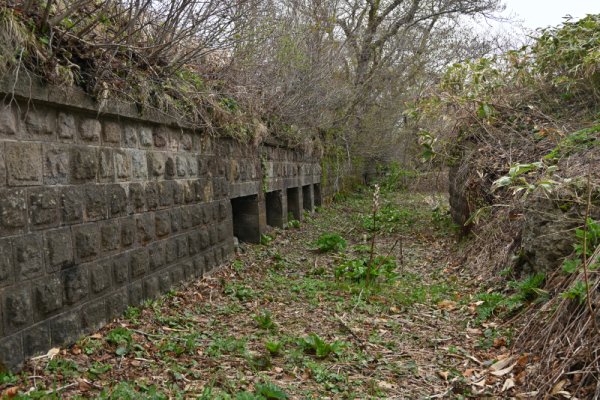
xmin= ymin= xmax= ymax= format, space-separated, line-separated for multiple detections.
xmin=287 ymin=219 xmax=300 ymax=229
xmin=254 ymin=310 xmax=277 ymax=331
xmin=265 ymin=340 xmax=283 ymax=355
xmin=106 ymin=327 xmax=134 ymax=356
xmin=260 ymin=234 xmax=274 ymax=246
xmin=299 ymin=333 xmax=345 ymax=359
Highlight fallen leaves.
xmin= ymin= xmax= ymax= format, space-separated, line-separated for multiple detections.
xmin=0 ymin=192 xmax=541 ymax=399
xmin=501 ymin=377 xmax=515 ymax=392
xmin=437 ymin=300 xmax=457 ymax=311
xmin=1 ymin=386 xmax=19 ymax=398
xmin=437 ymin=370 xmax=450 ymax=381
xmin=455 ymin=352 xmax=536 ymax=396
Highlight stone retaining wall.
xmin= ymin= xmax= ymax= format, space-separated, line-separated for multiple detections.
xmin=0 ymin=82 xmax=321 ymax=371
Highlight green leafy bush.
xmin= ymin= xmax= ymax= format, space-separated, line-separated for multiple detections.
xmin=88 ymin=362 xmax=112 ymax=377
xmin=376 ymin=162 xmax=418 ymax=192
xmin=532 ymin=14 xmax=600 ymax=97
xmin=574 ymin=218 xmax=600 ymax=258
xmin=0 ymin=372 xmax=17 ymax=386
xmin=313 ymin=233 xmax=346 ymax=252
xmin=474 ymin=292 xmax=506 ymax=322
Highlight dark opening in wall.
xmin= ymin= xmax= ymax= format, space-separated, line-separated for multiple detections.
xmin=265 ymin=190 xmax=284 ymax=228
xmin=313 ymin=183 xmax=322 ymax=207
xmin=302 ymin=185 xmax=313 ymax=212
xmin=231 ymin=194 xmax=260 ymax=243
xmin=286 ymin=187 xmax=301 ymax=220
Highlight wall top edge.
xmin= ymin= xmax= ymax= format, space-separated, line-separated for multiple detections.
xmin=0 ymin=74 xmax=313 ymax=155
xmin=0 ymin=73 xmax=189 ymax=128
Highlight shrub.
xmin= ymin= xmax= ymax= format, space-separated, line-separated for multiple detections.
xmin=335 ymin=256 xmax=397 ymax=283
xmin=313 ymin=233 xmax=346 ymax=252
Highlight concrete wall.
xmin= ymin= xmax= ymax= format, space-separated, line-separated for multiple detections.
xmin=0 ymin=82 xmax=321 ymax=371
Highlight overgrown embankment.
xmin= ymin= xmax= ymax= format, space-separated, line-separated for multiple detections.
xmin=416 ymin=14 xmax=600 ymax=397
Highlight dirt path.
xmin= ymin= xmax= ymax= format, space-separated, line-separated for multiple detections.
xmin=1 ymin=189 xmax=514 ymax=399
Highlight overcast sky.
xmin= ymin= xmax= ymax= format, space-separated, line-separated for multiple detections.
xmin=501 ymin=0 xmax=600 ymax=30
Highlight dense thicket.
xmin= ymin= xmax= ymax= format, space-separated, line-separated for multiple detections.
xmin=415 ymin=14 xmax=600 ymax=397
xmin=0 ymin=0 xmax=503 ymax=191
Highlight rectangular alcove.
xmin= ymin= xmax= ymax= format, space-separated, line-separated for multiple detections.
xmin=265 ymin=190 xmax=284 ymax=228
xmin=313 ymin=183 xmax=322 ymax=207
xmin=286 ymin=187 xmax=301 ymax=220
xmin=302 ymin=185 xmax=313 ymax=212
xmin=231 ymin=194 xmax=261 ymax=243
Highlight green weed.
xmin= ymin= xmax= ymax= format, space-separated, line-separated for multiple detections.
xmin=0 ymin=371 xmax=17 ymax=386
xmin=335 ymin=256 xmax=397 ymax=283
xmin=207 ymin=336 xmax=247 ymax=357
xmin=352 ymin=244 xmax=371 ymax=254
xmin=254 ymin=382 xmax=289 ymax=399
xmin=287 ymin=219 xmax=300 ymax=229
xmin=265 ymin=340 xmax=283 ymax=356
xmin=254 ymin=310 xmax=277 ymax=331
xmin=106 ymin=327 xmax=134 ymax=356
xmin=46 ymin=359 xmax=80 ymax=378
xmin=376 ymin=162 xmax=418 ymax=192
xmin=299 ymin=333 xmax=345 ymax=359
xmin=88 ymin=362 xmax=112 ymax=378
xmin=562 ymin=280 xmax=587 ymax=303
xmin=232 ymin=259 xmax=245 ymax=273
xmin=362 ymin=204 xmax=416 ymax=234
xmin=98 ymin=381 xmax=167 ymax=400
xmin=78 ymin=337 xmax=103 ymax=356
xmin=224 ymin=283 xmax=255 ymax=302
xmin=123 ymin=306 xmax=141 ymax=322
xmin=509 ymin=273 xmax=546 ymax=303
xmin=313 ymin=233 xmax=347 ymax=252
xmin=562 ymin=218 xmax=600 ymax=274
xmin=247 ymin=352 xmax=272 ymax=371
xmin=474 ymin=293 xmax=506 ymax=321
xmin=544 ymin=126 xmax=599 ymax=160
xmin=261 ymin=234 xmax=274 ymax=246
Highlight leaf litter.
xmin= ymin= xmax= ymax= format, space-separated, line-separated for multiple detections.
xmin=0 ymin=190 xmax=529 ymax=399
